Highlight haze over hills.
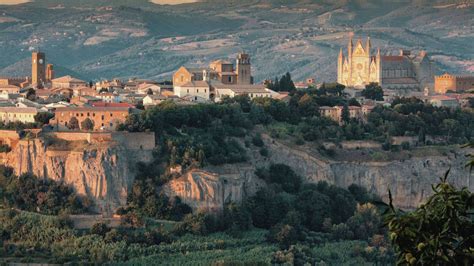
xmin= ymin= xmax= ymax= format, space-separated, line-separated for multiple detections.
xmin=0 ymin=0 xmax=472 ymax=82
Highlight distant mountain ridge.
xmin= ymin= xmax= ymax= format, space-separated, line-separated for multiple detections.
xmin=0 ymin=0 xmax=472 ymax=82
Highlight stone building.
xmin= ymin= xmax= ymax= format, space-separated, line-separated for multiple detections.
xmin=213 ymin=84 xmax=276 ymax=102
xmin=52 ymin=75 xmax=88 ymax=89
xmin=173 ymin=53 xmax=253 ymax=87
xmin=337 ymin=37 xmax=433 ymax=89
xmin=0 ymin=107 xmax=39 ymax=124
xmin=434 ymin=73 xmax=474 ymax=94
xmin=51 ymin=106 xmax=133 ymax=131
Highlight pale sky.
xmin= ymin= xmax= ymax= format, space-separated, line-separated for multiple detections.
xmin=150 ymin=0 xmax=199 ymax=4
xmin=0 ymin=0 xmax=31 ymax=5
xmin=0 ymin=0 xmax=199 ymax=5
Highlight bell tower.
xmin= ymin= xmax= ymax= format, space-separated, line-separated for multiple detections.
xmin=236 ymin=53 xmax=252 ymax=85
xmin=32 ymin=51 xmax=46 ymax=87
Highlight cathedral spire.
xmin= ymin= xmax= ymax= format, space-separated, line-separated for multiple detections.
xmin=366 ymin=37 xmax=371 ymax=55
xmin=348 ymin=37 xmax=353 ymax=58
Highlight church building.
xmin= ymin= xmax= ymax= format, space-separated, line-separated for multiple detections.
xmin=337 ymin=37 xmax=433 ymax=89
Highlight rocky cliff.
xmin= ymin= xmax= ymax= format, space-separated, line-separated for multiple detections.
xmin=160 ymin=137 xmax=472 ymax=211
xmin=162 ymin=170 xmax=245 ymax=212
xmin=263 ymin=136 xmax=473 ymax=209
xmin=0 ymin=135 xmax=153 ymax=214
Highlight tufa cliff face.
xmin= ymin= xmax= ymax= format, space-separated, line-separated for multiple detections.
xmin=263 ymin=136 xmax=473 ymax=209
xmin=160 ymin=136 xmax=472 ymax=211
xmin=162 ymin=170 xmax=246 ymax=212
xmin=0 ymin=133 xmax=154 ymax=214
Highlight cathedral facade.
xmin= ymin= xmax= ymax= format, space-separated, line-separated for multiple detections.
xmin=337 ymin=37 xmax=433 ymax=89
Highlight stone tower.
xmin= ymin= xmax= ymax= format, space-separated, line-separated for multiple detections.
xmin=46 ymin=64 xmax=54 ymax=82
xmin=236 ymin=53 xmax=252 ymax=84
xmin=32 ymin=51 xmax=46 ymax=87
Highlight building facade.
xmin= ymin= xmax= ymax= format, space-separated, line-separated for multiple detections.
xmin=0 ymin=107 xmax=38 ymax=124
xmin=52 ymin=76 xmax=88 ymax=89
xmin=51 ymin=106 xmax=132 ymax=131
xmin=337 ymin=37 xmax=433 ymax=89
xmin=173 ymin=53 xmax=253 ymax=87
xmin=434 ymin=73 xmax=474 ymax=94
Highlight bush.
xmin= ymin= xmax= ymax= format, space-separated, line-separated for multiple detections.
xmin=91 ymin=222 xmax=110 ymax=237
xmin=252 ymin=134 xmax=264 ymax=147
xmin=259 ymin=147 xmax=269 ymax=157
xmin=256 ymin=164 xmax=301 ymax=193
xmin=81 ymin=118 xmax=95 ymax=131
xmin=401 ymin=141 xmax=410 ymax=150
xmin=0 ymin=144 xmax=12 ymax=153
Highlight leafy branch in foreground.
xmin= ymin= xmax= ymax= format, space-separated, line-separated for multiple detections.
xmin=384 ymin=170 xmax=474 ymax=265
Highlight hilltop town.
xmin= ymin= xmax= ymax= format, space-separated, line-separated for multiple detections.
xmin=0 ymin=34 xmax=473 ymax=264
xmin=0 ymin=38 xmax=472 ymax=133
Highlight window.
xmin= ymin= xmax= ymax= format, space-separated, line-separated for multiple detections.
xmin=87 ymin=112 xmax=90 ymax=117
xmin=197 ymin=89 xmax=199 ymax=93
xmin=110 ymin=113 xmax=113 ymax=117
xmin=93 ymin=113 xmax=95 ymax=117
xmin=187 ymin=89 xmax=189 ymax=93
xmin=228 ymin=76 xmax=232 ymax=82
xmin=101 ymin=115 xmax=104 ymax=120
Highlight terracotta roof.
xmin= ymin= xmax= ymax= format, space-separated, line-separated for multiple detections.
xmin=90 ymin=102 xmax=134 ymax=108
xmin=52 ymin=75 xmax=86 ymax=83
xmin=180 ymin=80 xmax=211 ymax=87
xmin=0 ymin=107 xmax=38 ymax=113
xmin=382 ymin=56 xmax=406 ymax=61
xmin=0 ymin=84 xmax=20 ymax=89
xmin=54 ymin=106 xmax=131 ymax=112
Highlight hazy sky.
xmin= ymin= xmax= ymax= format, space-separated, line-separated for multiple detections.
xmin=150 ymin=0 xmax=199 ymax=4
xmin=0 ymin=0 xmax=31 ymax=5
xmin=0 ymin=0 xmax=199 ymax=5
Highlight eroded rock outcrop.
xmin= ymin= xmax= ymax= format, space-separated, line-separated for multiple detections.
xmin=263 ymin=136 xmax=473 ymax=209
xmin=0 ymin=132 xmax=154 ymax=214
xmin=162 ymin=169 xmax=246 ymax=212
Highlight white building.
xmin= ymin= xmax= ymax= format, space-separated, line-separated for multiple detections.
xmin=174 ymin=80 xmax=211 ymax=100
xmin=213 ymin=84 xmax=277 ymax=102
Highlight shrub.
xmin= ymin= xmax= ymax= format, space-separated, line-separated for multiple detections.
xmin=0 ymin=144 xmax=11 ymax=153
xmin=252 ymin=134 xmax=264 ymax=147
xmin=81 ymin=118 xmax=95 ymax=131
xmin=401 ymin=141 xmax=410 ymax=150
xmin=259 ymin=147 xmax=269 ymax=157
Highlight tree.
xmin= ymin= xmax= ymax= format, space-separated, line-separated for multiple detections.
xmin=81 ymin=118 xmax=94 ymax=131
xmin=362 ymin=83 xmax=384 ymax=101
xmin=34 ymin=112 xmax=54 ymax=126
xmin=26 ymin=88 xmax=36 ymax=101
xmin=341 ymin=104 xmax=350 ymax=123
xmin=384 ymin=171 xmax=474 ymax=265
xmin=67 ymin=117 xmax=80 ymax=130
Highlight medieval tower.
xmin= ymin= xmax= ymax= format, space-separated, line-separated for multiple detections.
xmin=32 ymin=51 xmax=46 ymax=87
xmin=236 ymin=53 xmax=252 ymax=85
